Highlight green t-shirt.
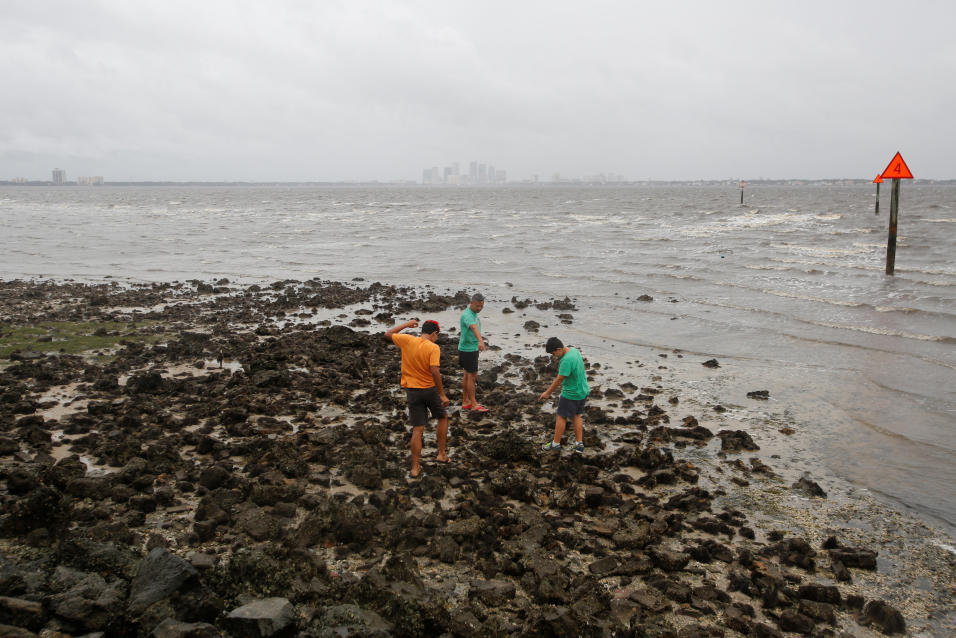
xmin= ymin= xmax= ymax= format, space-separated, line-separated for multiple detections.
xmin=558 ymin=347 xmax=589 ymax=400
xmin=458 ymin=307 xmax=482 ymax=352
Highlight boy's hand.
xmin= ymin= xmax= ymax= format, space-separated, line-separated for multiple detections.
xmin=538 ymin=391 xmax=550 ymax=401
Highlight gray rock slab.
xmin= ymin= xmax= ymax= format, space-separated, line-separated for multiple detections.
xmin=224 ymin=597 xmax=294 ymax=638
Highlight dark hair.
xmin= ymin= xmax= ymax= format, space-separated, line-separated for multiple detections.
xmin=421 ymin=320 xmax=440 ymax=334
xmin=471 ymin=292 xmax=485 ymax=302
xmin=545 ymin=337 xmax=563 ymax=353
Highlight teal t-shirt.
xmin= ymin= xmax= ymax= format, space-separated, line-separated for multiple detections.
xmin=558 ymin=347 xmax=589 ymax=400
xmin=458 ymin=307 xmax=482 ymax=352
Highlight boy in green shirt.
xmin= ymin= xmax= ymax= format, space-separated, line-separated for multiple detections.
xmin=458 ymin=293 xmax=487 ymax=411
xmin=538 ymin=337 xmax=589 ymax=453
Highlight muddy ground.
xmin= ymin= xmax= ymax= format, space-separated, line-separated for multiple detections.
xmin=0 ymin=278 xmax=952 ymax=638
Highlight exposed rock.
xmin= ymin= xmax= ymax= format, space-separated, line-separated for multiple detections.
xmin=716 ymin=430 xmax=759 ymax=452
xmin=223 ymin=598 xmax=295 ymax=637
xmin=859 ymin=599 xmax=906 ymax=635
xmin=309 ymin=605 xmax=392 ymax=638
xmin=792 ymin=475 xmax=827 ymax=498
xmin=469 ymin=579 xmax=516 ymax=606
xmin=128 ymin=548 xmax=199 ymax=616
xmin=828 ymin=547 xmax=878 ymax=570
xmin=0 ymin=596 xmax=44 ymax=632
xmin=151 ymin=617 xmax=222 ymax=637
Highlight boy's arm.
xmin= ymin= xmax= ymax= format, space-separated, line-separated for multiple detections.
xmin=385 ymin=319 xmax=418 ymax=343
xmin=538 ymin=374 xmax=566 ymax=401
xmin=431 ymin=366 xmax=450 ymax=405
xmin=469 ymin=323 xmax=486 ymax=351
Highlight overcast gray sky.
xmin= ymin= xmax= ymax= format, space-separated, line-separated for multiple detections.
xmin=2 ymin=1 xmax=954 ymax=182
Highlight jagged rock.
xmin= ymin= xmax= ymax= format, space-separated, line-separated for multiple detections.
xmin=831 ymin=560 xmax=852 ymax=582
xmin=752 ymin=622 xmax=784 ymax=638
xmin=483 ymin=431 xmax=535 ymax=463
xmin=127 ymin=371 xmax=165 ymax=394
xmin=792 ymin=475 xmax=827 ymax=498
xmin=444 ymin=516 xmax=485 ymax=540
xmin=777 ymin=610 xmax=815 ymax=635
xmin=469 ymin=579 xmax=516 ymax=606
xmin=151 ymin=617 xmax=222 ymax=637
xmin=651 ymin=549 xmax=690 ymax=572
xmin=310 ymin=605 xmax=392 ymax=638
xmin=716 ymin=430 xmax=759 ymax=452
xmin=128 ymin=548 xmax=199 ymax=616
xmin=798 ymin=599 xmax=836 ymax=625
xmin=859 ymin=599 xmax=906 ymax=635
xmin=0 ymin=596 xmax=44 ymax=632
xmin=666 ymin=487 xmax=712 ymax=512
xmin=46 ymin=571 xmax=125 ymax=632
xmin=584 ymin=486 xmax=604 ymax=507
xmin=628 ymin=588 xmax=669 ymax=613
xmin=797 ymin=583 xmax=841 ymax=605
xmin=223 ymin=598 xmax=295 ymax=637
xmin=587 ymin=557 xmax=618 ymax=576
xmin=829 ymin=547 xmax=878 ymax=570
xmin=724 ymin=604 xmax=753 ymax=633
xmin=0 ymin=623 xmax=38 ymax=637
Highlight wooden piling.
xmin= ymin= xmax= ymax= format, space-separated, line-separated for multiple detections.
xmin=885 ymin=178 xmax=900 ymax=275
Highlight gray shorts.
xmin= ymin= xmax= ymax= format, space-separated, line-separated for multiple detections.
xmin=406 ymin=387 xmax=446 ymax=426
xmin=556 ymin=396 xmax=587 ymax=419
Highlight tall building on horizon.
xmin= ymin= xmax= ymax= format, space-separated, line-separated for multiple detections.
xmin=421 ymin=159 xmax=507 ymax=184
xmin=52 ymin=168 xmax=66 ymax=185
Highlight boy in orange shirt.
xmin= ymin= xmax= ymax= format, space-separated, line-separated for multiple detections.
xmin=385 ymin=319 xmax=450 ymax=478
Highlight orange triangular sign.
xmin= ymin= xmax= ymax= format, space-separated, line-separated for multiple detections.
xmin=873 ymin=175 xmax=883 ymax=184
xmin=880 ymin=152 xmax=913 ymax=179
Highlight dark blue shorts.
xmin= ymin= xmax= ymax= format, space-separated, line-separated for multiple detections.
xmin=556 ymin=396 xmax=587 ymax=419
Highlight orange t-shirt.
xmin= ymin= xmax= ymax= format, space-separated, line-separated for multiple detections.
xmin=391 ymin=333 xmax=440 ymax=388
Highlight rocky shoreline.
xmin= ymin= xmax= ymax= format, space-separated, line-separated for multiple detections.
xmin=0 ymin=278 xmax=952 ymax=638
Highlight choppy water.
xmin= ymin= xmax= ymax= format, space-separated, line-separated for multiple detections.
xmin=2 ymin=184 xmax=954 ymax=530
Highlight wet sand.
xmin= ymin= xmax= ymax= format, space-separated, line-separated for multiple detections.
xmin=0 ymin=278 xmax=953 ymax=637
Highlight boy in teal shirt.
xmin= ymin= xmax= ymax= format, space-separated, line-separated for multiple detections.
xmin=458 ymin=293 xmax=486 ymax=411
xmin=538 ymin=337 xmax=589 ymax=452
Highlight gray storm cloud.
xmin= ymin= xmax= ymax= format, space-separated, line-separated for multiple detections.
xmin=2 ymin=0 xmax=954 ymax=181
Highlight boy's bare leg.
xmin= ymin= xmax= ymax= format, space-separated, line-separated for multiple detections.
xmin=462 ymin=371 xmax=476 ymax=406
xmin=410 ymin=426 xmax=424 ymax=476
xmin=436 ymin=417 xmax=449 ymax=462
xmin=551 ymin=414 xmax=567 ymax=446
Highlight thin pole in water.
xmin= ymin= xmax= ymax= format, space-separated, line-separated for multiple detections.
xmin=739 ymin=180 xmax=745 ymax=205
xmin=885 ymin=178 xmax=900 ymax=275
xmin=873 ymin=177 xmax=881 ymax=215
